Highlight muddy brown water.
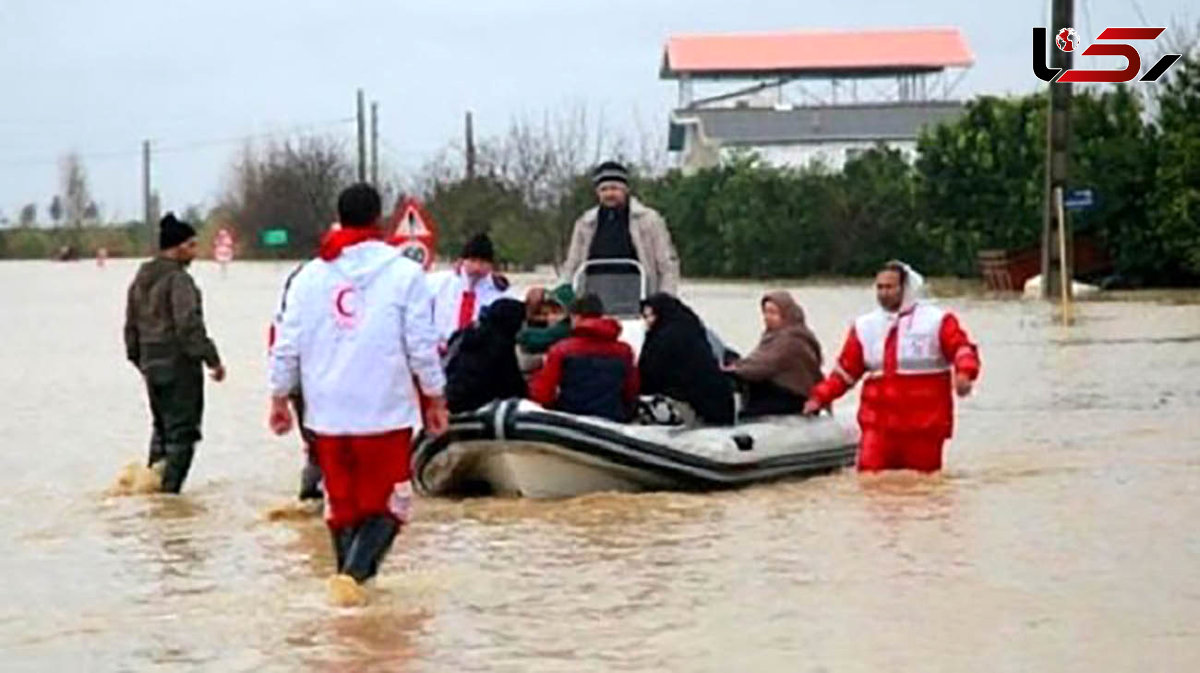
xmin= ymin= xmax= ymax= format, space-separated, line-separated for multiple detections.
xmin=1 ymin=260 xmax=1198 ymax=672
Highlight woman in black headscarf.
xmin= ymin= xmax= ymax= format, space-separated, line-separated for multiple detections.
xmin=446 ymin=298 xmax=528 ymax=413
xmin=638 ymin=293 xmax=735 ymax=425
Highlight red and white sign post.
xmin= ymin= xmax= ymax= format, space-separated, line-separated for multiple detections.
xmin=386 ymin=197 xmax=438 ymax=271
xmin=214 ymin=228 xmax=234 ymax=275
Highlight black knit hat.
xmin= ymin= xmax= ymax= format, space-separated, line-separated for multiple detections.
xmin=571 ymin=293 xmax=605 ymax=317
xmin=461 ymin=232 xmax=495 ymax=262
xmin=592 ymin=161 xmax=629 ymax=187
xmin=158 ymin=213 xmax=196 ymax=251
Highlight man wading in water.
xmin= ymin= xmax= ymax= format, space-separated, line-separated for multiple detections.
xmin=268 ymin=183 xmax=447 ymax=606
xmin=804 ymin=261 xmax=980 ymax=472
xmin=124 ymin=214 xmax=226 ymax=493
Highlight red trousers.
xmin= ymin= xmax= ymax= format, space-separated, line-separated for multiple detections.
xmin=313 ymin=429 xmax=414 ymax=530
xmin=857 ymin=429 xmax=945 ymax=473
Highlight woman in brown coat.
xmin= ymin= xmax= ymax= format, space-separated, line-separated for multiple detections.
xmin=727 ymin=291 xmax=823 ymax=418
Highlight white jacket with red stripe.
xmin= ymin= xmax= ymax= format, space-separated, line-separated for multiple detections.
xmin=427 ymin=268 xmax=512 ymax=343
xmin=268 ymin=241 xmax=445 ymax=435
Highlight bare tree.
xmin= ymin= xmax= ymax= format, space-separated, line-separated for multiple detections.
xmin=19 ymin=203 xmax=36 ymax=227
xmin=488 ymin=104 xmax=630 ymax=264
xmin=222 ymin=136 xmax=354 ymax=255
xmin=48 ymin=196 xmax=63 ymax=225
xmin=59 ymin=152 xmax=91 ymax=228
xmin=413 ymin=103 xmax=668 ymax=267
xmin=628 ymin=104 xmax=670 ymax=176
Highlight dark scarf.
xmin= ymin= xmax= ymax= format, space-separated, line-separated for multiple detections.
xmin=638 ymin=293 xmax=734 ymax=425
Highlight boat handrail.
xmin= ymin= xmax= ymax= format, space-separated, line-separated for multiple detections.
xmin=571 ymin=259 xmax=647 ymax=318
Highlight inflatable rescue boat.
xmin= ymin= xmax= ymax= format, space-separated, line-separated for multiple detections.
xmin=413 ymin=260 xmax=858 ymax=499
xmin=413 ymin=399 xmax=858 ymax=498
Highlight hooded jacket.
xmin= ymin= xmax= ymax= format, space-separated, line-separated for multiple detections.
xmin=268 ymin=238 xmax=444 ymax=434
xmin=638 ymin=294 xmax=735 ymax=425
xmin=124 ymin=257 xmax=221 ymax=380
xmin=445 ymin=298 xmax=529 ymax=413
xmin=529 ymin=317 xmax=639 ymax=422
xmin=732 ymin=291 xmax=824 ymax=396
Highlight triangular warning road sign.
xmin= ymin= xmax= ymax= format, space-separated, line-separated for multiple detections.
xmin=391 ymin=197 xmax=434 ymax=237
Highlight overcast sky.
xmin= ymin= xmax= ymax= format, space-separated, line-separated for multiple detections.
xmin=0 ymin=0 xmax=1192 ymax=222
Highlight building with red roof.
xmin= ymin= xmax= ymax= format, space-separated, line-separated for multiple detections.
xmin=662 ymin=27 xmax=974 ymax=170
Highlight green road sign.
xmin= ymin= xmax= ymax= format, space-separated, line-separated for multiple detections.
xmin=260 ymin=228 xmax=289 ymax=247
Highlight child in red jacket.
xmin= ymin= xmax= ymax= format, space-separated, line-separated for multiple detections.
xmin=530 ymin=294 xmax=639 ymax=422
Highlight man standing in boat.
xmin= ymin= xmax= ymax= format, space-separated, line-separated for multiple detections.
xmin=268 ymin=183 xmax=447 ymax=606
xmin=561 ymin=161 xmax=680 ymax=296
xmin=804 ymin=261 xmax=980 ymax=472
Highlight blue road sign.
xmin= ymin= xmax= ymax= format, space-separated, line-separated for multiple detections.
xmin=1064 ymin=188 xmax=1095 ymax=210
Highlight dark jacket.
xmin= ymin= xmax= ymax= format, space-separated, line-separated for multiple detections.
xmin=638 ymin=294 xmax=735 ymax=425
xmin=124 ymin=257 xmax=220 ymax=381
xmin=446 ymin=298 xmax=528 ymax=413
xmin=529 ymin=317 xmax=639 ymax=422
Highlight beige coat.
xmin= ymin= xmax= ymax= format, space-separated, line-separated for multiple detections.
xmin=561 ymin=198 xmax=681 ymax=296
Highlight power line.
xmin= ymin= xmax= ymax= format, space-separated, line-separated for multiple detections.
xmin=0 ymin=117 xmax=356 ymax=167
xmin=378 ymin=137 xmax=443 ymax=165
xmin=156 ymin=117 xmax=356 ymax=155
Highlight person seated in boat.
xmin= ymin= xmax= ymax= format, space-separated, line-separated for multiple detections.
xmin=516 ymin=282 xmax=575 ymax=377
xmin=638 ymin=293 xmax=735 ymax=426
xmin=725 ymin=291 xmax=823 ymax=418
xmin=529 ymin=293 xmax=639 ymax=422
xmin=445 ymin=298 xmax=528 ymax=414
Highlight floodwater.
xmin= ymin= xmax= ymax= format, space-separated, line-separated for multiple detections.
xmin=1 ymin=259 xmax=1198 ymax=672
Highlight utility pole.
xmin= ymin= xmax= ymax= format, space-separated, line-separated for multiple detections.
xmin=464 ymin=110 xmax=477 ymax=180
xmin=142 ymin=139 xmax=152 ymax=252
xmin=370 ymin=101 xmax=380 ymax=187
xmin=356 ymin=88 xmax=367 ymax=183
xmin=1041 ymin=0 xmax=1074 ymax=301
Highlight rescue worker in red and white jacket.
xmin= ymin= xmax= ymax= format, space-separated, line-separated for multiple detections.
xmin=427 ymin=233 xmax=512 ymax=347
xmin=268 ymin=184 xmax=447 ymax=606
xmin=804 ymin=261 xmax=980 ymax=472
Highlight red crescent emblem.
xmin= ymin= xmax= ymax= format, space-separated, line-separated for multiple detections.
xmin=335 ymin=287 xmax=355 ymax=318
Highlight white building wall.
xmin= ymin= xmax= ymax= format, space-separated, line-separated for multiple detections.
xmin=725 ymin=140 xmax=918 ymax=170
xmin=676 ymin=138 xmax=918 ymax=173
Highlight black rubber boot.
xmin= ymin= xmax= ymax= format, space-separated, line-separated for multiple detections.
xmin=343 ymin=516 xmax=399 ymax=583
xmin=160 ymin=443 xmax=196 ymax=494
xmin=146 ymin=432 xmax=166 ymax=468
xmin=298 ymin=460 xmax=323 ymax=502
xmin=331 ymin=526 xmax=357 ymax=572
